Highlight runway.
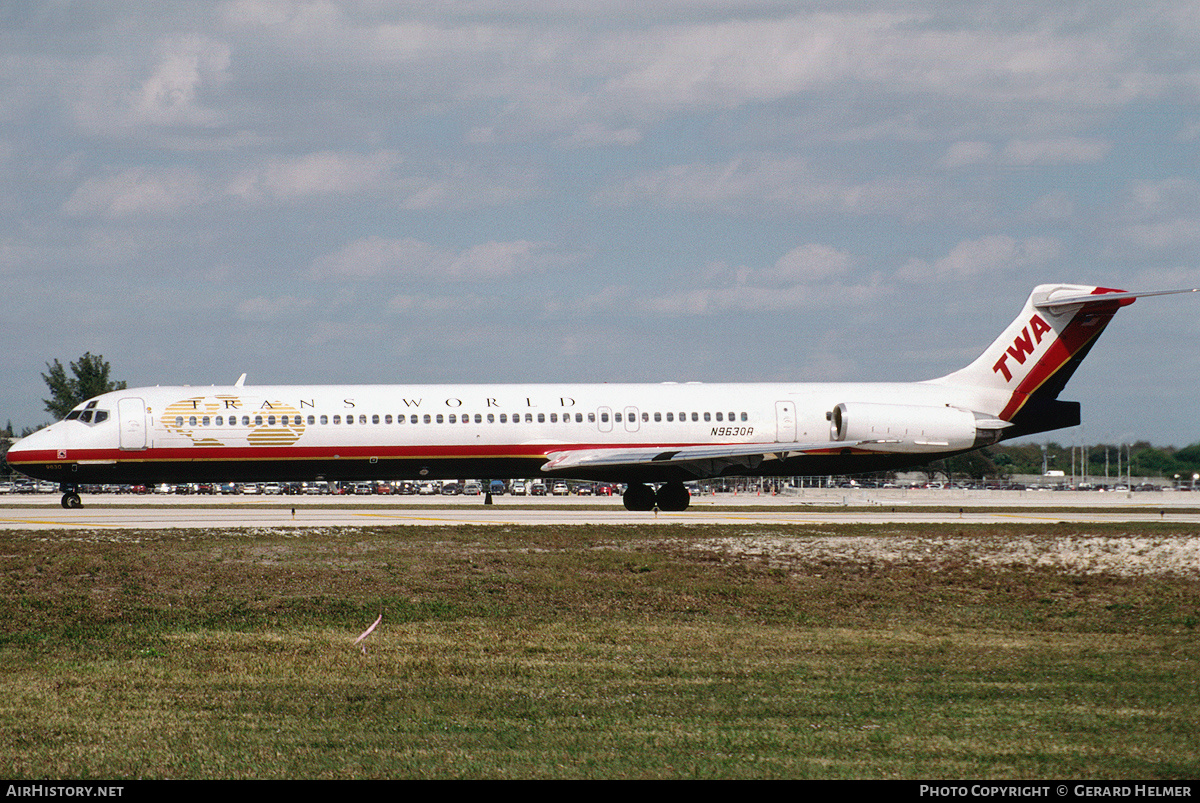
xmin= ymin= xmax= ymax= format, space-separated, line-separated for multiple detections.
xmin=2 ymin=489 xmax=1199 ymax=529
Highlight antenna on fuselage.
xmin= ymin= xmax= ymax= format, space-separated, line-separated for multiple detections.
xmin=235 ymin=373 xmax=247 ymax=387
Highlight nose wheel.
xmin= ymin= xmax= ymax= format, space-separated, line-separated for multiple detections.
xmin=60 ymin=485 xmax=83 ymax=509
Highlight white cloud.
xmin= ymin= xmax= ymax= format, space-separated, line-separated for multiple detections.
xmin=896 ymin=235 xmax=1062 ymax=283
xmin=765 ymin=244 xmax=853 ymax=284
xmin=227 ymin=150 xmax=401 ymax=202
xmin=236 ymin=294 xmax=314 ymax=322
xmin=62 ymin=167 xmax=210 ymax=218
xmin=941 ymin=138 xmax=1110 ymax=168
xmin=939 ymin=141 xmax=996 ymax=168
xmin=1112 ymin=179 xmax=1200 ymax=253
xmin=126 ymin=36 xmax=231 ymax=129
xmin=310 ymin=236 xmax=575 ymax=282
xmin=555 ymin=123 xmax=643 ymax=150
xmin=575 ymin=243 xmax=875 ymax=317
xmin=597 ymin=154 xmax=929 ymax=217
xmin=398 ymin=164 xmax=545 ymax=210
xmin=1000 ymin=137 xmax=1111 ymax=165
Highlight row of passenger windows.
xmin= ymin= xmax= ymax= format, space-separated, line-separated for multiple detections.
xmin=173 ymin=410 xmax=751 ymax=427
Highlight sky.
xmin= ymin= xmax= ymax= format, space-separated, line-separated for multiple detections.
xmin=2 ymin=1 xmax=1198 ymax=446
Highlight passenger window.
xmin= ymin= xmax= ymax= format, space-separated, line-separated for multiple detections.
xmin=372 ymin=414 xmax=380 ymax=424
xmin=423 ymin=414 xmax=431 ymax=424
xmin=333 ymin=415 xmax=341 ymax=424
xmin=318 ymin=415 xmax=326 ymax=425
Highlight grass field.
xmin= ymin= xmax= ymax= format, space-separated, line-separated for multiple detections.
xmin=1 ymin=522 xmax=1198 ymax=779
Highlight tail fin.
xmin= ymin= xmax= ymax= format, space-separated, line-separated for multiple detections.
xmin=931 ymin=284 xmax=1196 ymax=437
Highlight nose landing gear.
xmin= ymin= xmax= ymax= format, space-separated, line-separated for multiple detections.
xmin=60 ymin=484 xmax=83 ymax=509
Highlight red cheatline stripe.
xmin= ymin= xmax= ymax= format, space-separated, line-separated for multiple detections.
xmin=9 ymin=441 xmax=712 ymax=466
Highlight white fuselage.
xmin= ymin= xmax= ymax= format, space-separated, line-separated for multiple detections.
xmin=14 ymin=283 xmax=1180 ymax=508
xmin=7 ymin=378 xmax=992 ymax=487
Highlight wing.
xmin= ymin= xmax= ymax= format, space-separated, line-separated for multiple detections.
xmin=541 ymin=440 xmax=866 ymax=479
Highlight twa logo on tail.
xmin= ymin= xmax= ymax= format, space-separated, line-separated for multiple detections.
xmin=930 ymin=284 xmax=1197 ymax=407
xmin=992 ymin=314 xmax=1052 ymax=382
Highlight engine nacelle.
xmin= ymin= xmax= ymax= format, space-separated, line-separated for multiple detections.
xmin=829 ymin=402 xmax=1003 ymax=453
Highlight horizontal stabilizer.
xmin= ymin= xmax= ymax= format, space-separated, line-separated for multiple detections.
xmin=1035 ymin=287 xmax=1197 ymax=309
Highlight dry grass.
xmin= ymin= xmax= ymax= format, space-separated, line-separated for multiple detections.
xmin=1 ymin=522 xmax=1198 ymax=778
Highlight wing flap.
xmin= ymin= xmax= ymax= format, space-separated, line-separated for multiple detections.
xmin=542 ymin=440 xmax=864 ymax=478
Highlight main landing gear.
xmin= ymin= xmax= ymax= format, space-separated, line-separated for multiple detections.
xmin=622 ymin=481 xmax=690 ymax=512
xmin=60 ymin=484 xmax=82 ymax=509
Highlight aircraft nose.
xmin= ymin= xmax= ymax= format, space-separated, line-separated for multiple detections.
xmin=5 ymin=426 xmax=62 ymax=475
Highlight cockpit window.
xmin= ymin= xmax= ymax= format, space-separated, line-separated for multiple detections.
xmin=72 ymin=407 xmax=109 ymax=425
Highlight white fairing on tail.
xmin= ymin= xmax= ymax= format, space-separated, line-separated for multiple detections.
xmin=7 ymin=284 xmax=1195 ymax=511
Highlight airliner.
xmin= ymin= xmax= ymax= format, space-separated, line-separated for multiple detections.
xmin=6 ymin=283 xmax=1195 ymax=511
